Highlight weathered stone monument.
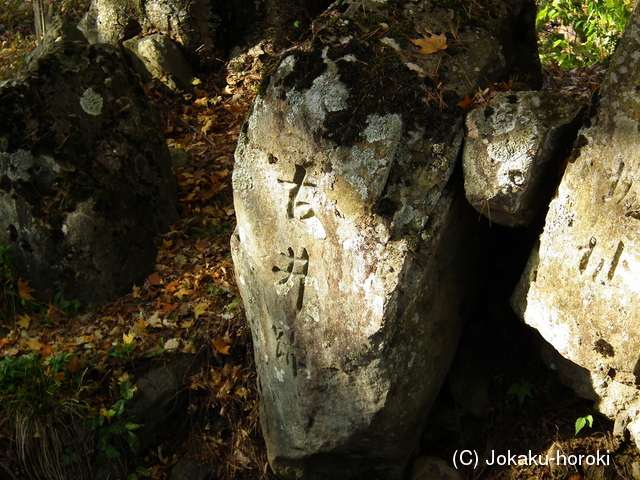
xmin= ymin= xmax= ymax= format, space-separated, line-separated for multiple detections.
xmin=231 ymin=0 xmax=541 ymax=477
xmin=512 ymin=2 xmax=640 ymax=447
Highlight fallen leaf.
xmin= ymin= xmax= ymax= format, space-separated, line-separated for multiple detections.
xmin=38 ymin=343 xmax=53 ymax=357
xmin=201 ymin=116 xmax=216 ymax=135
xmin=212 ymin=336 xmax=231 ymax=355
xmin=16 ymin=314 xmax=30 ymax=329
xmin=26 ymin=337 xmax=42 ymax=351
xmin=174 ymin=285 xmax=193 ymax=297
xmin=195 ymin=238 xmax=209 ymax=252
xmin=456 ymin=94 xmax=474 ymax=113
xmin=158 ymin=239 xmax=175 ymax=255
xmin=147 ymin=312 xmax=162 ymax=327
xmin=66 ymin=355 xmax=85 ymax=374
xmin=181 ymin=340 xmax=197 ymax=354
xmin=159 ymin=302 xmax=179 ymax=313
xmin=164 ymin=338 xmax=181 ymax=351
xmin=165 ymin=280 xmax=180 ymax=293
xmin=180 ymin=319 xmax=194 ymax=328
xmin=123 ymin=332 xmax=135 ymax=344
xmin=193 ymin=302 xmax=208 ymax=318
xmin=148 ymin=271 xmax=163 ymax=286
xmin=4 ymin=347 xmax=20 ymax=356
xmin=17 ymin=278 xmax=35 ymax=301
xmin=133 ymin=318 xmax=148 ymax=336
xmin=47 ymin=306 xmax=64 ymax=325
xmin=410 ymin=28 xmax=447 ymax=55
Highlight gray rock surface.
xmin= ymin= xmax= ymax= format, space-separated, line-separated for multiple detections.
xmin=123 ymin=34 xmax=195 ymax=93
xmin=512 ymin=3 xmax=640 ymax=446
xmin=0 ymin=42 xmax=178 ymax=303
xmin=410 ymin=456 xmax=462 ymax=480
xmin=78 ymin=0 xmax=220 ymax=68
xmin=463 ymin=91 xmax=583 ymax=227
xmin=231 ymin=0 xmax=541 ymax=478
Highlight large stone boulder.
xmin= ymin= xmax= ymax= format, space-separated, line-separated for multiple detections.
xmin=0 ymin=42 xmax=178 ymax=303
xmin=231 ymin=0 xmax=540 ymax=478
xmin=463 ymin=91 xmax=583 ymax=227
xmin=512 ymin=3 xmax=640 ymax=446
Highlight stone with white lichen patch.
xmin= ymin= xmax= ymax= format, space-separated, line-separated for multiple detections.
xmin=80 ymin=87 xmax=103 ymax=115
xmin=0 ymin=41 xmax=177 ymax=303
xmin=462 ymin=91 xmax=583 ymax=227
xmin=230 ymin=0 xmax=542 ymax=478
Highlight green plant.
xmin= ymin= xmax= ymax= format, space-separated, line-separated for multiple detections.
xmin=0 ymin=352 xmax=79 ymax=411
xmin=108 ymin=341 xmax=137 ymax=360
xmin=89 ymin=376 xmax=141 ymax=464
xmin=575 ymin=414 xmax=594 ymax=435
xmin=508 ymin=380 xmax=533 ymax=406
xmin=0 ymin=352 xmax=95 ymax=479
xmin=536 ymin=0 xmax=633 ymax=68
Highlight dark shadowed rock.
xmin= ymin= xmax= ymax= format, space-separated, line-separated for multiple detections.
xmin=0 ymin=42 xmax=178 ymax=303
xmin=231 ymin=0 xmax=541 ymax=478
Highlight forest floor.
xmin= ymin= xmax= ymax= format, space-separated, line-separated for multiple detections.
xmin=2 ymin=2 xmax=640 ymax=480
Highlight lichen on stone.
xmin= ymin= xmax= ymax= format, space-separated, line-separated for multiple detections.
xmin=364 ymin=113 xmax=402 ymax=143
xmin=232 ymin=166 xmax=253 ymax=191
xmin=80 ymin=87 xmax=104 ymax=116
xmin=5 ymin=149 xmax=34 ymax=181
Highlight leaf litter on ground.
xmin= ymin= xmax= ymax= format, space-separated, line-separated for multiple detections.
xmin=0 ymin=30 xmax=277 ymax=479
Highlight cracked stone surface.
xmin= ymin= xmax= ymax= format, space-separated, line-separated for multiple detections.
xmin=512 ymin=3 xmax=640 ymax=448
xmin=231 ymin=0 xmax=541 ymax=477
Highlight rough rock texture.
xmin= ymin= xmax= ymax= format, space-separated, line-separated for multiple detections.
xmin=512 ymin=3 xmax=640 ymax=446
xmin=79 ymin=0 xmax=215 ymax=67
xmin=463 ymin=91 xmax=583 ymax=227
xmin=123 ymin=33 xmax=195 ymax=93
xmin=0 ymin=42 xmax=178 ymax=303
xmin=231 ymin=0 xmax=541 ymax=478
xmin=410 ymin=456 xmax=462 ymax=480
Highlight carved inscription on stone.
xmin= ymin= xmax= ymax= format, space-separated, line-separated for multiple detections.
xmin=278 ymin=165 xmax=316 ymax=220
xmin=272 ymin=247 xmax=309 ymax=311
xmin=577 ymin=236 xmax=625 ymax=283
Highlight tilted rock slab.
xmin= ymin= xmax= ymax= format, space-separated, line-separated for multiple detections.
xmin=512 ymin=3 xmax=640 ymax=446
xmin=463 ymin=91 xmax=583 ymax=227
xmin=231 ymin=0 xmax=540 ymax=478
xmin=0 ymin=42 xmax=178 ymax=303
xmin=123 ymin=33 xmax=195 ymax=94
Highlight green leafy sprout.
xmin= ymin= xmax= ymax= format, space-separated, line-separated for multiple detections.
xmin=508 ymin=380 xmax=533 ymax=406
xmin=575 ymin=414 xmax=594 ymax=435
